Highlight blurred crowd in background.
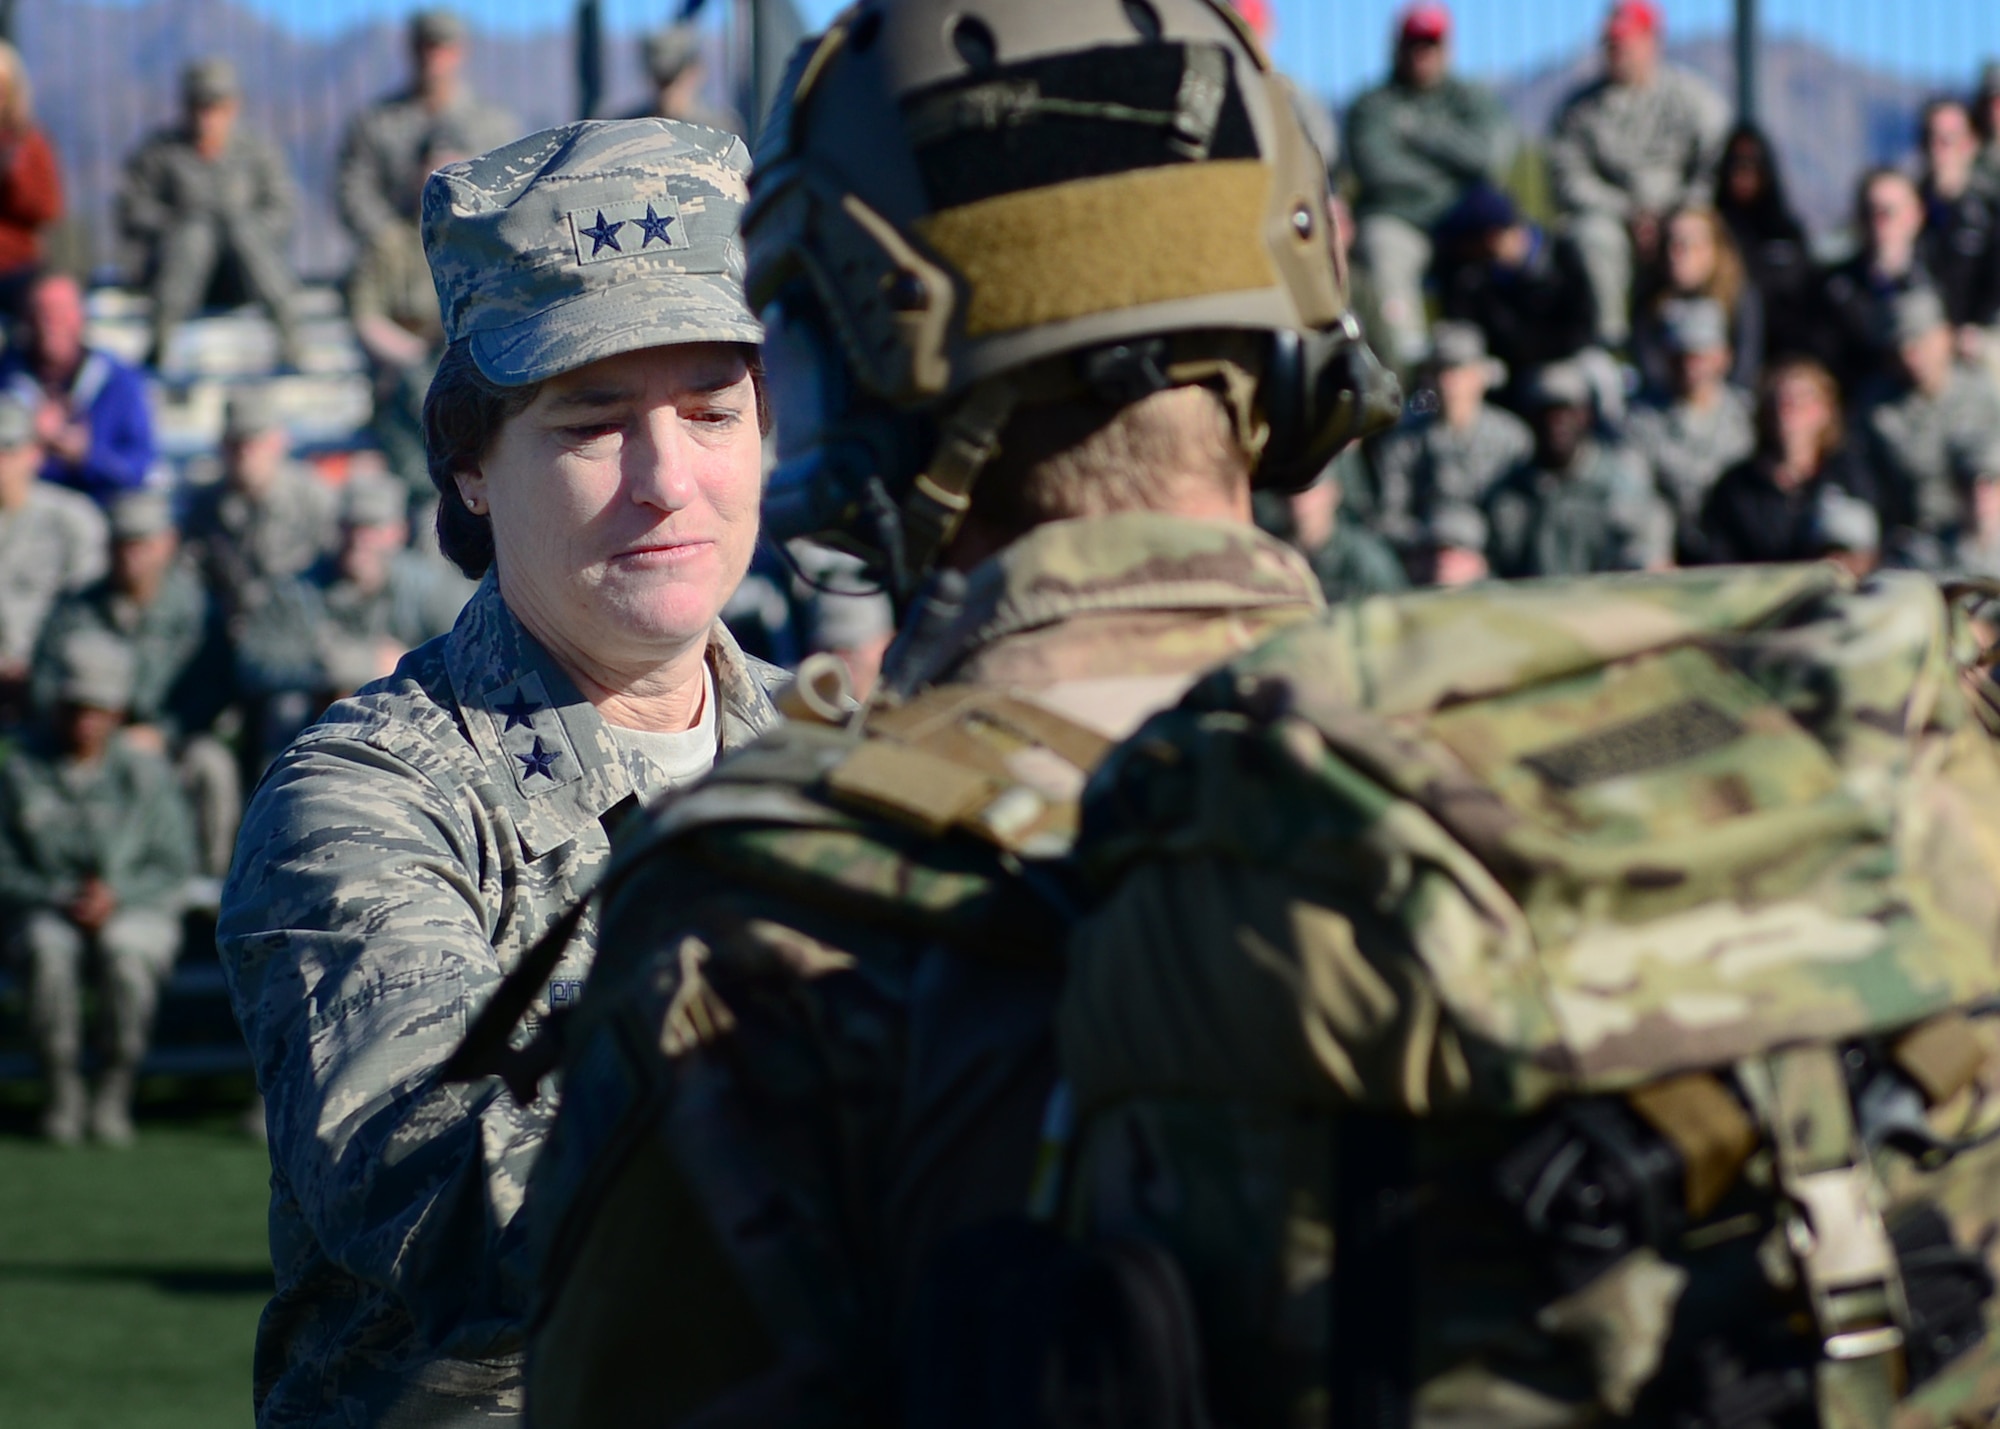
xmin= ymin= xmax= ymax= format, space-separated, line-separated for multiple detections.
xmin=7 ymin=0 xmax=2000 ymax=1140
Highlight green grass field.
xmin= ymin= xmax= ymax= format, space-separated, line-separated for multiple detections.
xmin=0 ymin=1107 xmax=273 ymax=1428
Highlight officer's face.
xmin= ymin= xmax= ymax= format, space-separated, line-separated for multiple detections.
xmin=461 ymin=342 xmax=762 ymax=670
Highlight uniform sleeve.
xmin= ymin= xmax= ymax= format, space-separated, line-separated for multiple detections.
xmin=218 ymin=733 xmax=549 ymax=1357
xmin=249 ymin=137 xmax=296 ymax=238
xmin=1408 ymin=83 xmax=1513 ymax=185
xmin=1547 ymin=93 xmax=1632 ymax=220
xmin=0 ymin=770 xmax=62 ymax=911
xmin=335 ymin=114 xmax=395 ymax=245
xmin=111 ymin=753 xmax=196 ymax=910
xmin=116 ymin=139 xmax=173 ymax=242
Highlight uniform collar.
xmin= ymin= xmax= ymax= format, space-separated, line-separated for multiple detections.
xmin=444 ymin=573 xmax=780 ymax=859
xmin=885 ymin=511 xmax=1324 ymax=689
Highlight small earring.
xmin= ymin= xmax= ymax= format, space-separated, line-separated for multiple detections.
xmin=464 ymin=496 xmax=487 ymax=515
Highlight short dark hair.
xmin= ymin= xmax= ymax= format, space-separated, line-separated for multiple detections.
xmin=420 ymin=338 xmax=769 ymax=578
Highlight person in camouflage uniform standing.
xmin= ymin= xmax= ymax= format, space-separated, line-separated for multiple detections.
xmin=118 ymin=59 xmax=305 ymax=371
xmin=336 ymin=9 xmax=517 ymax=251
xmin=0 ymin=631 xmax=194 ymax=1146
xmin=217 ymin=120 xmax=781 ymax=1427
xmin=503 ymin=3 xmax=1398 ymax=1422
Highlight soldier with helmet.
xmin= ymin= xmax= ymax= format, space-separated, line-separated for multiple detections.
xmin=501 ymin=0 xmax=1398 ymax=1421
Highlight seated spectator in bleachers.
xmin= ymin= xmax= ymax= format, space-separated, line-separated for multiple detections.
xmin=1713 ymin=122 xmax=1817 ymax=366
xmin=1368 ymin=319 xmax=1530 ymax=565
xmin=0 ymin=272 xmax=155 ymax=506
xmin=1627 ymin=297 xmax=1756 ymax=559
xmin=1951 ymin=470 xmax=2000 ymax=577
xmin=629 ymin=23 xmax=745 ymax=134
xmin=348 ymin=132 xmax=463 ymax=507
xmin=181 ymin=386 xmax=338 ymax=621
xmin=308 ymin=473 xmax=472 ymax=695
xmin=32 ymin=489 xmax=238 ymax=880
xmin=1817 ymin=169 xmax=1936 ymax=395
xmin=1878 ymin=299 xmax=2000 ymax=544
xmin=1917 ymin=98 xmax=2000 ymax=348
xmin=337 ymin=9 xmax=517 ymax=251
xmin=1342 ymin=3 xmax=1511 ymax=368
xmin=1421 ymin=503 xmax=1492 ymax=586
xmin=1255 ymin=449 xmax=1409 ymax=603
xmin=0 ymin=41 xmax=62 ymax=324
xmin=1632 ymin=206 xmax=1761 ymax=393
xmin=0 ymin=394 xmax=107 ymax=721
xmin=1697 ymin=358 xmax=1878 ymax=565
xmin=1975 ymin=62 xmax=2000 ymax=199
xmin=1856 ymin=285 xmax=2000 ymax=564
xmin=1483 ymin=359 xmax=1669 ymax=577
xmin=118 ymin=59 xmax=304 ymax=371
xmin=1435 ymin=183 xmax=1599 ymax=400
xmin=1548 ymin=0 xmax=1729 ymax=346
xmin=0 ymin=631 xmax=194 ymax=1146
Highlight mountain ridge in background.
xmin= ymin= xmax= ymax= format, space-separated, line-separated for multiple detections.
xmin=16 ymin=2 xmax=1962 ymax=279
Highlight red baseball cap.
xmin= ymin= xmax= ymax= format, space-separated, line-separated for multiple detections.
xmin=1399 ymin=3 xmax=1451 ymax=43
xmin=1605 ymin=0 xmax=1661 ymax=41
xmin=1231 ymin=0 xmax=1275 ymax=42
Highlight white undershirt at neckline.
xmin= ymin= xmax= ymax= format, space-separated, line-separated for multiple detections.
xmin=607 ymin=664 xmax=718 ymax=797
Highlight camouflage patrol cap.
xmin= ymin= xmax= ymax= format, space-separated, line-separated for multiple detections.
xmin=1660 ymin=296 xmax=1729 ymax=354
xmin=182 ymin=58 xmax=239 ymax=109
xmin=1523 ymin=360 xmax=1593 ymax=410
xmin=422 ymin=119 xmax=760 ymax=387
xmin=411 ymin=8 xmax=468 ymax=48
xmin=644 ymin=24 xmax=704 ymax=86
xmin=223 ymin=385 xmax=282 ymax=440
xmin=340 ymin=473 xmax=407 ymax=529
xmin=108 ymin=488 xmax=176 ymax=541
xmin=0 ymin=392 xmax=34 ymax=449
xmin=1884 ymin=285 xmax=1948 ymax=346
xmin=55 ymin=630 xmax=135 ymax=712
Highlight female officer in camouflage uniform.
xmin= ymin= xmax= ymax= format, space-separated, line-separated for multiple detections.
xmin=217 ymin=120 xmax=782 ymax=1427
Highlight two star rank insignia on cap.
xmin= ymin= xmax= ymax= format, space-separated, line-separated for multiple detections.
xmin=568 ymin=195 xmax=690 ymax=266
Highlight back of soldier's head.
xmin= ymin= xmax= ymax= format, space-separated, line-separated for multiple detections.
xmin=750 ymin=0 xmax=1398 ymax=599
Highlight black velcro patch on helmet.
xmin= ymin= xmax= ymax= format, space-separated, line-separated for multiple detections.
xmin=903 ymin=42 xmax=1259 ymax=211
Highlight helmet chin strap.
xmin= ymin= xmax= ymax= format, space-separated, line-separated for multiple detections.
xmin=893 ymin=376 xmax=1020 ymax=602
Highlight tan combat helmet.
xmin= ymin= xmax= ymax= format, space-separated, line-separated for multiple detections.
xmin=750 ymin=0 xmax=1399 ymax=598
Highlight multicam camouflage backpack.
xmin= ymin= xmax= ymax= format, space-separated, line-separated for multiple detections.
xmin=1049 ymin=564 xmax=2000 ymax=1428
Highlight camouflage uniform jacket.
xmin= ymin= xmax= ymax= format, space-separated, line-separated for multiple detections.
xmin=347 ymin=218 xmax=445 ymax=347
xmin=117 ymin=125 xmax=295 ymax=246
xmin=1858 ymin=365 xmax=2000 ymax=539
xmin=182 ymin=463 xmax=339 ymax=615
xmin=0 ymin=482 xmax=108 ymax=665
xmin=523 ymin=512 xmax=1324 ymax=1428
xmin=337 ymin=88 xmax=518 ymax=244
xmin=1368 ymin=404 xmax=1534 ymax=554
xmin=1485 ymin=438 xmax=1673 ymax=578
xmin=1548 ymin=65 xmax=1730 ymax=219
xmin=31 ymin=561 xmax=223 ymax=737
xmin=216 ymin=573 xmax=781 ymax=1428
xmin=1626 ymin=383 xmax=1757 ymax=535
xmin=0 ymin=731 xmax=194 ymax=918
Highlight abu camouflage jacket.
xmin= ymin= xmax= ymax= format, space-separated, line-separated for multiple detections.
xmin=520 ymin=512 xmax=1324 ymax=1428
xmin=217 ymin=574 xmax=780 ymax=1429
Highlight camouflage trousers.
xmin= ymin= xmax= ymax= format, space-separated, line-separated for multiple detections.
xmin=146 ymin=216 xmax=301 ymax=365
xmin=8 ymin=906 xmax=179 ymax=1071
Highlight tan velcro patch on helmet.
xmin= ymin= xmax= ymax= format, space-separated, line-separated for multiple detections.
xmin=914 ymin=159 xmax=1278 ymax=337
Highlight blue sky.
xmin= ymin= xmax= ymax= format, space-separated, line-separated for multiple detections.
xmin=198 ymin=0 xmax=2000 ymax=102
